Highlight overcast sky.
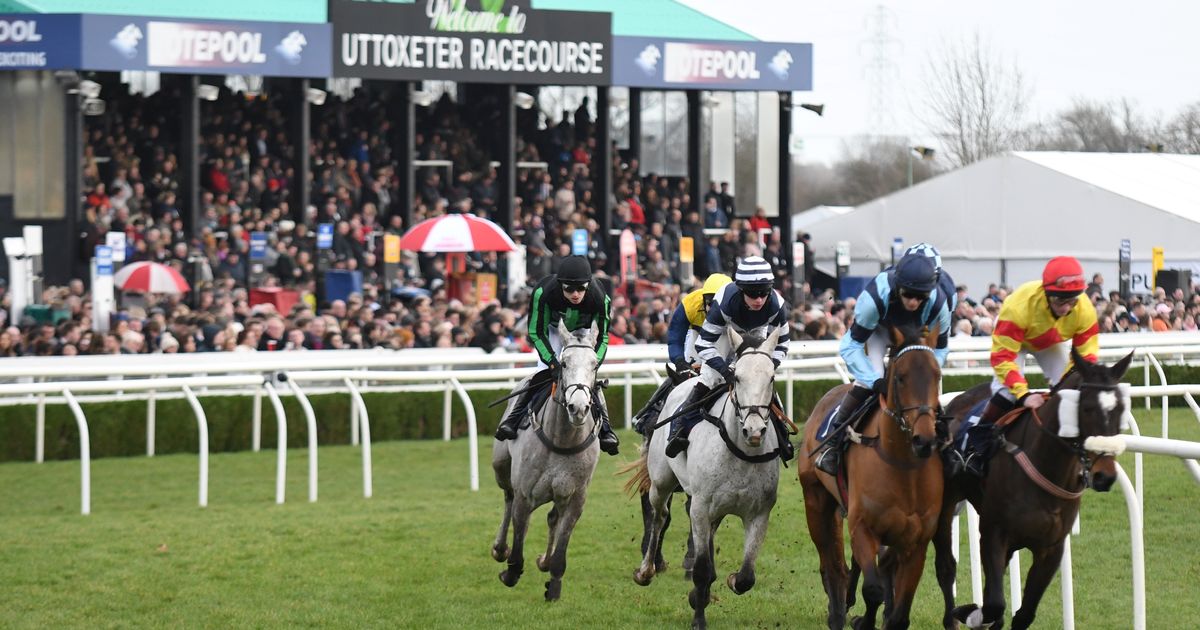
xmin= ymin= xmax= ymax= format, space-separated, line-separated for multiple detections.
xmin=681 ymin=0 xmax=1200 ymax=163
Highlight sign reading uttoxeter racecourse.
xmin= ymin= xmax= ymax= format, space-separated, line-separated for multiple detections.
xmin=330 ymin=0 xmax=612 ymax=85
xmin=612 ymin=36 xmax=812 ymax=91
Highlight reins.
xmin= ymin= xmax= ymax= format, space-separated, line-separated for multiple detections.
xmin=533 ymin=341 xmax=601 ymax=455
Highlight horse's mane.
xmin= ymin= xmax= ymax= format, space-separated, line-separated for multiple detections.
xmin=887 ymin=323 xmax=928 ymax=359
xmin=735 ymin=331 xmax=768 ymax=355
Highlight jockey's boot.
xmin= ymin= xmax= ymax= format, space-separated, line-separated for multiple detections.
xmin=665 ymin=383 xmax=712 ymax=458
xmin=769 ymin=392 xmax=795 ymax=463
xmin=593 ymin=390 xmax=620 ymax=456
xmin=952 ymin=393 xmax=1017 ymax=477
xmin=814 ymin=384 xmax=874 ymax=475
xmin=494 ymin=387 xmax=530 ymax=441
xmin=494 ymin=368 xmax=555 ymax=441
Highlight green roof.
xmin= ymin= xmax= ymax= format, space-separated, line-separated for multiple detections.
xmin=0 ymin=0 xmax=758 ymax=39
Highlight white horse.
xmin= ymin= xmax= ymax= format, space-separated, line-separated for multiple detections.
xmin=491 ymin=321 xmax=603 ymax=601
xmin=627 ymin=327 xmax=784 ymax=630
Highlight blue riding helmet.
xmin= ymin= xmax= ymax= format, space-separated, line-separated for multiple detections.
xmin=894 ymin=253 xmax=938 ymax=294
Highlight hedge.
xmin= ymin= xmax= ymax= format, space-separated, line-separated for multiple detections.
xmin=2 ymin=364 xmax=1193 ymax=463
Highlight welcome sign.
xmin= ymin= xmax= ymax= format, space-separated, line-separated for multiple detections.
xmin=330 ymin=0 xmax=612 ymax=85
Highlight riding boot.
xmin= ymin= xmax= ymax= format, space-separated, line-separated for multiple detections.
xmin=956 ymin=393 xmax=1016 ymax=477
xmin=769 ymin=393 xmax=795 ymax=463
xmin=494 ymin=368 xmax=554 ymax=441
xmin=814 ymin=385 xmax=874 ymax=475
xmin=593 ymin=390 xmax=620 ymax=456
xmin=665 ymin=383 xmax=712 ymax=458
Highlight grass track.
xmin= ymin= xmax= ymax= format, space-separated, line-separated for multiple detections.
xmin=0 ymin=409 xmax=1197 ymax=628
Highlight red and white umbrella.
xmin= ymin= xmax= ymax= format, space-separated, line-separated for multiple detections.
xmin=113 ymin=261 xmax=191 ymax=294
xmin=400 ymin=213 xmax=517 ymax=253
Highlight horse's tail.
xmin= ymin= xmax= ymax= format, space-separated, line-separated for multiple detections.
xmin=617 ymin=443 xmax=651 ymax=498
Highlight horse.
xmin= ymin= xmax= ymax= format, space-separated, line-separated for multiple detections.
xmin=932 ymin=348 xmax=1133 ymax=629
xmin=490 ymin=320 xmax=604 ymax=601
xmin=797 ymin=324 xmax=944 ymax=630
xmin=625 ymin=327 xmax=785 ymax=630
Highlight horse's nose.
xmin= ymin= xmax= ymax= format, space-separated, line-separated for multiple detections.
xmin=1091 ymin=471 xmax=1116 ymax=492
xmin=567 ymin=402 xmax=578 ymax=415
xmin=912 ymin=435 xmax=934 ymax=458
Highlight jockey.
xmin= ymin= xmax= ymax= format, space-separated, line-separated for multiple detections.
xmin=664 ymin=257 xmax=794 ymax=462
xmin=952 ymin=256 xmax=1099 ymax=477
xmin=494 ymin=255 xmax=620 ymax=455
xmin=813 ymin=250 xmax=953 ymax=475
xmin=633 ymin=274 xmax=732 ymax=432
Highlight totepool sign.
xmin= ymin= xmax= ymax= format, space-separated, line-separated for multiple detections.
xmin=0 ymin=14 xmax=81 ymax=69
xmin=613 ymin=36 xmax=812 ymax=91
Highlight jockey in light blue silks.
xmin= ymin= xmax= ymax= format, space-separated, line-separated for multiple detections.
xmin=664 ymin=256 xmax=794 ymax=462
xmin=813 ymin=248 xmax=954 ymax=474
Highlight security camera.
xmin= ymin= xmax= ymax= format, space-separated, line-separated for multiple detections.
xmin=411 ymin=90 xmax=435 ymax=107
xmin=197 ymin=84 xmax=220 ymax=102
xmin=78 ymin=80 xmax=101 ymax=99
xmin=82 ymin=98 xmax=106 ymax=116
xmin=305 ymin=87 xmax=327 ymax=106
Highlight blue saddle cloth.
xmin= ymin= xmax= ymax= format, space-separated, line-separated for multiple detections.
xmin=953 ymin=397 xmax=991 ymax=452
xmin=817 ymin=404 xmax=842 ymax=440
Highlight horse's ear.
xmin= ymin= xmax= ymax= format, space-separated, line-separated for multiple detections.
xmin=764 ymin=325 xmax=782 ymax=350
xmin=557 ymin=318 xmax=571 ymax=341
xmin=923 ymin=324 xmax=939 ymax=347
xmin=728 ymin=328 xmax=743 ymax=351
xmin=1110 ymin=350 xmax=1134 ymax=380
xmin=1069 ymin=345 xmax=1088 ymax=373
xmin=589 ymin=320 xmax=600 ymax=343
xmin=888 ymin=324 xmax=904 ymax=347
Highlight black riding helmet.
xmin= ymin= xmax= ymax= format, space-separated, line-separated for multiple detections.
xmin=894 ymin=253 xmax=938 ymax=294
xmin=557 ymin=255 xmax=592 ymax=287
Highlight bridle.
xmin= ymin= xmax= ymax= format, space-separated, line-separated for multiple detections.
xmin=550 ymin=341 xmax=599 ymax=423
xmin=729 ymin=347 xmax=774 ymax=425
xmin=1018 ymin=380 xmax=1122 ymax=493
xmin=881 ymin=344 xmax=939 ymax=436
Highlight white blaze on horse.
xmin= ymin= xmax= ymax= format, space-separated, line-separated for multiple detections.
xmin=491 ymin=321 xmax=604 ymax=601
xmin=626 ymin=327 xmax=785 ymax=630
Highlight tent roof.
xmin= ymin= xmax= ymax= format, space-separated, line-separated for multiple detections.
xmin=800 ymin=152 xmax=1200 ymax=264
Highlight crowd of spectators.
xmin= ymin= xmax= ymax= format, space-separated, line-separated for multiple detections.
xmin=5 ymin=80 xmax=1189 ymax=357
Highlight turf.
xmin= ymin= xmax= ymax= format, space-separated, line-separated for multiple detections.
xmin=0 ymin=409 xmax=1196 ymax=628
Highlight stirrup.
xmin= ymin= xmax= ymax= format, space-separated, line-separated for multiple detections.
xmin=814 ymin=448 xmax=838 ymax=475
xmin=599 ymin=423 xmax=620 ymax=456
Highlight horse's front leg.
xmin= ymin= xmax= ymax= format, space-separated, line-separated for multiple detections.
xmin=727 ymin=509 xmax=772 ymax=595
xmin=498 ymin=494 xmax=532 ymax=588
xmin=933 ymin=501 xmax=961 ymax=629
xmin=634 ymin=484 xmax=671 ymax=586
xmin=849 ymin=520 xmax=884 ymax=630
xmin=954 ymin=525 xmax=1009 ymax=629
xmin=801 ymin=472 xmax=848 ymax=629
xmin=1011 ymin=542 xmax=1066 ymax=630
xmin=883 ymin=546 xmax=930 ymax=630
xmin=543 ymin=491 xmax=588 ymax=601
xmin=536 ymin=506 xmax=559 ymax=572
xmin=491 ymin=453 xmax=514 ymax=563
xmin=682 ymin=494 xmax=697 ymax=579
xmin=688 ymin=506 xmax=718 ymax=630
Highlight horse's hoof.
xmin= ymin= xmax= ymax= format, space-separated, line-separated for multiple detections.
xmin=491 ymin=545 xmax=509 ymax=563
xmin=850 ymin=616 xmax=874 ymax=630
xmin=498 ymin=570 xmax=521 ymax=588
xmin=691 ymin=617 xmax=707 ymax=630
xmin=654 ymin=559 xmax=669 ymax=573
xmin=632 ymin=568 xmax=654 ymax=586
xmin=536 ymin=554 xmax=550 ymax=572
xmin=952 ymin=604 xmax=979 ymax=625
xmin=544 ymin=579 xmax=561 ymax=601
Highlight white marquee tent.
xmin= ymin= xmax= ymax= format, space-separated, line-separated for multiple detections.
xmin=800 ymin=152 xmax=1200 ymax=296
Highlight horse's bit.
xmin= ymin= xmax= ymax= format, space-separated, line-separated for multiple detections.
xmin=882 ymin=344 xmax=938 ymax=436
xmin=550 ymin=342 xmax=599 ymax=424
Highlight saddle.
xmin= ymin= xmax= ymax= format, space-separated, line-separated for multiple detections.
xmin=517 ymin=379 xmax=556 ymax=431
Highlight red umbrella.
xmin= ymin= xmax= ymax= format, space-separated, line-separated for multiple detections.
xmin=400 ymin=213 xmax=517 ymax=252
xmin=113 ymin=261 xmax=191 ymax=293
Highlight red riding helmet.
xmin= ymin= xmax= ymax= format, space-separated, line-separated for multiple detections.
xmin=1042 ymin=256 xmax=1086 ymax=296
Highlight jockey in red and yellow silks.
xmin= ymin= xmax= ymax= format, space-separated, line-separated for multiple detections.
xmin=952 ymin=256 xmax=1099 ymax=477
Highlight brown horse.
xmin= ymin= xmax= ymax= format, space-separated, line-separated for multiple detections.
xmin=798 ymin=324 xmax=944 ymax=630
xmin=932 ymin=348 xmax=1133 ymax=629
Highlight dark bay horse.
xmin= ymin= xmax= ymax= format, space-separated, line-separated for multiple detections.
xmin=798 ymin=324 xmax=944 ymax=630
xmin=932 ymin=348 xmax=1133 ymax=629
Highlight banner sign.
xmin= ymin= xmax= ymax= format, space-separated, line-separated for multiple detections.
xmin=249 ymin=231 xmax=268 ymax=261
xmin=571 ymin=228 xmax=588 ymax=256
xmin=95 ymin=245 xmax=113 ymax=276
xmin=330 ymin=0 xmax=612 ymax=85
xmin=613 ymin=36 xmax=812 ymax=91
xmin=0 ymin=14 xmax=81 ymax=69
xmin=383 ymin=233 xmax=401 ymax=264
xmin=316 ymin=223 xmax=334 ymax=250
xmin=79 ymin=14 xmax=331 ymax=77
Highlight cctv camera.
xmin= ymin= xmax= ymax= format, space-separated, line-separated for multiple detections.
xmin=305 ymin=87 xmax=327 ymax=106
xmin=514 ymin=92 xmax=535 ymax=110
xmin=78 ymin=80 xmax=101 ymax=99
xmin=197 ymin=84 xmax=220 ymax=102
xmin=82 ymin=98 xmax=106 ymax=116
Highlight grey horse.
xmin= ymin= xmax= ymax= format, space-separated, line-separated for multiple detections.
xmin=628 ymin=327 xmax=783 ymax=630
xmin=491 ymin=321 xmax=603 ymax=601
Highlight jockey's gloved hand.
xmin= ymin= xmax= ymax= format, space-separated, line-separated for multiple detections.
xmin=872 ymin=378 xmax=888 ymax=396
xmin=721 ymin=365 xmax=737 ymax=388
xmin=673 ymin=358 xmax=693 ymax=374
xmin=547 ymin=359 xmax=560 ymax=374
xmin=772 ymin=358 xmax=781 ymax=369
